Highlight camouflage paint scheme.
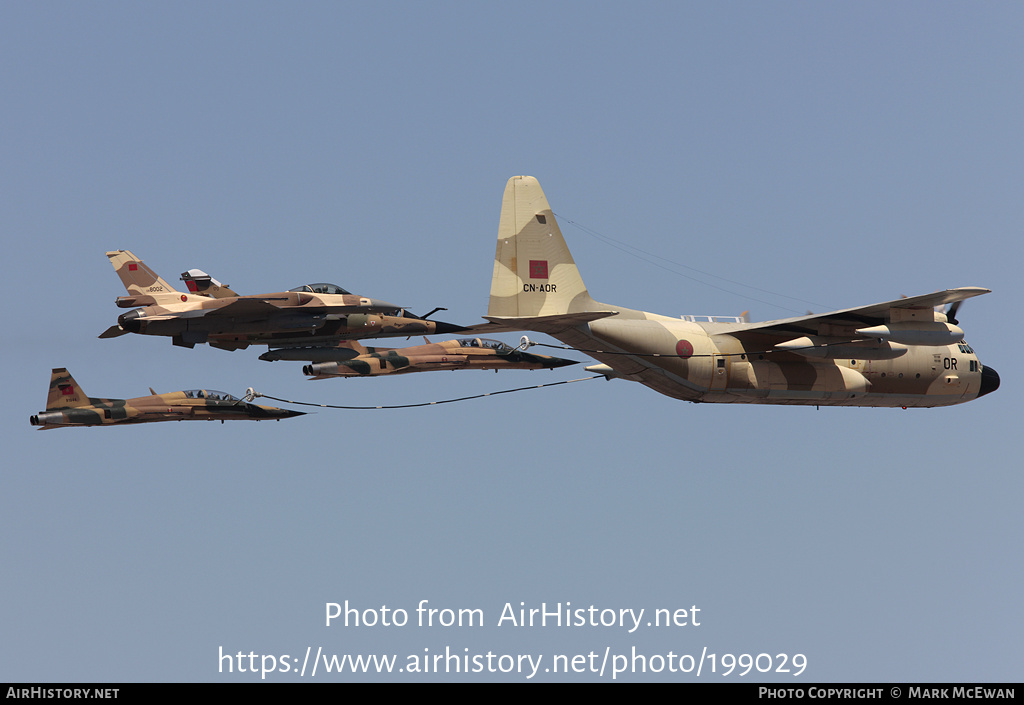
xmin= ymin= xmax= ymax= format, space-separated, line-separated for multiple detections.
xmin=288 ymin=337 xmax=578 ymax=378
xmin=29 ymin=369 xmax=304 ymax=429
xmin=484 ymin=176 xmax=999 ymax=408
xmin=100 ymin=251 xmax=466 ymax=351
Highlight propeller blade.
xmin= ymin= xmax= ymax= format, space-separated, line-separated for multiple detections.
xmin=947 ymin=301 xmax=962 ymax=325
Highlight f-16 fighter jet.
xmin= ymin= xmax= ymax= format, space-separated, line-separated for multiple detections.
xmin=29 ymin=368 xmax=304 ymax=428
xmin=277 ymin=337 xmax=577 ymax=378
xmin=99 ymin=250 xmax=467 ymax=351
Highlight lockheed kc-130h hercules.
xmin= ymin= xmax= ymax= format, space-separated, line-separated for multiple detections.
xmin=29 ymin=368 xmax=304 ymax=428
xmin=292 ymin=337 xmax=578 ymax=378
xmin=99 ymin=251 xmax=467 ymax=352
xmin=484 ymin=176 xmax=999 ymax=408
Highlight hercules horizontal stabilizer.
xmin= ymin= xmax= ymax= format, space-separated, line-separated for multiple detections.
xmin=477 ymin=311 xmax=618 ymax=335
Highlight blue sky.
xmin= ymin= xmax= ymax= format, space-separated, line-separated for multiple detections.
xmin=2 ymin=2 xmax=1021 ymax=682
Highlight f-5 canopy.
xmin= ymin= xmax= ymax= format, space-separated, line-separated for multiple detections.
xmin=288 ymin=283 xmax=352 ymax=295
xmin=183 ymin=389 xmax=238 ymax=401
xmin=456 ymin=338 xmax=513 ymax=352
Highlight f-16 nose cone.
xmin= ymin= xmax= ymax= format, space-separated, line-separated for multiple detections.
xmin=432 ymin=320 xmax=471 ymax=334
xmin=978 ymin=365 xmax=1000 ymax=398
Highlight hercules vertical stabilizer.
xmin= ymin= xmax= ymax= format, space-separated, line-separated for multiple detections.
xmin=486 ymin=176 xmax=615 ymax=332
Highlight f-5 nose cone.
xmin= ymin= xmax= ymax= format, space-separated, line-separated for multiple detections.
xmin=978 ymin=365 xmax=1000 ymax=398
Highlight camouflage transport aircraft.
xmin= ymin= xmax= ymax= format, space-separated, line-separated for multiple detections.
xmin=99 ymin=251 xmax=466 ymax=352
xmin=483 ymin=176 xmax=999 ymax=408
xmin=29 ymin=368 xmax=304 ymax=428
xmin=288 ymin=337 xmax=578 ymax=378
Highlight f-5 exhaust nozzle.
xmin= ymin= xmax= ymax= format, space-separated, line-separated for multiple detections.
xmin=29 ymin=412 xmax=62 ymax=427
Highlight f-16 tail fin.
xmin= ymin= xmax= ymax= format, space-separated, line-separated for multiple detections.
xmin=46 ymin=368 xmax=89 ymax=410
xmin=106 ymin=250 xmax=184 ymax=302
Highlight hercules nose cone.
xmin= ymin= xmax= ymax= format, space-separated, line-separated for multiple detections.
xmin=978 ymin=365 xmax=1000 ymax=398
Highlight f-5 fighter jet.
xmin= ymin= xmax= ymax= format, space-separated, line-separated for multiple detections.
xmin=29 ymin=368 xmax=304 ymax=428
xmin=282 ymin=337 xmax=578 ymax=378
xmin=99 ymin=250 xmax=467 ymax=351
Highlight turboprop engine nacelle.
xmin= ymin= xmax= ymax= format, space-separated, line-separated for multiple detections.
xmin=854 ymin=322 xmax=964 ymax=346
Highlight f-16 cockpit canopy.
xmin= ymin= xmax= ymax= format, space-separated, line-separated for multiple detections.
xmin=288 ymin=283 xmax=352 ymax=295
xmin=457 ymin=338 xmax=513 ymax=352
xmin=183 ymin=390 xmax=239 ymax=401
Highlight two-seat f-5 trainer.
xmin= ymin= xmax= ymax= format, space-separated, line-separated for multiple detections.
xmin=484 ymin=176 xmax=999 ymax=407
xmin=298 ymin=337 xmax=578 ymax=378
xmin=99 ymin=250 xmax=466 ymax=353
xmin=30 ymin=368 xmax=303 ymax=429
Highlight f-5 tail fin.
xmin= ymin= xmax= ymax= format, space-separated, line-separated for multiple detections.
xmin=106 ymin=250 xmax=184 ymax=302
xmin=488 ymin=176 xmax=595 ymax=319
xmin=46 ymin=368 xmax=89 ymax=411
